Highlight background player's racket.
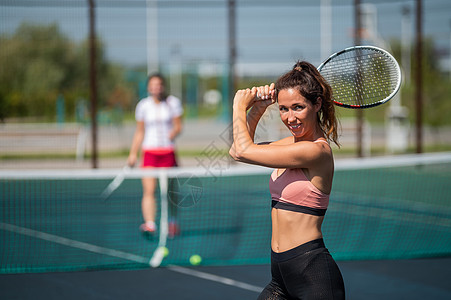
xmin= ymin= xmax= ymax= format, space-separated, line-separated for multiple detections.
xmin=101 ymin=165 xmax=131 ymax=201
xmin=149 ymin=169 xmax=169 ymax=268
xmin=317 ymin=45 xmax=401 ymax=109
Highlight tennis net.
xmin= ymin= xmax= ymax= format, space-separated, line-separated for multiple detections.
xmin=1 ymin=152 xmax=451 ymax=273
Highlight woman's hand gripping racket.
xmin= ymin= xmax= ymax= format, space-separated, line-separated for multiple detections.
xmin=101 ymin=165 xmax=132 ymax=201
xmin=317 ymin=45 xmax=402 ymax=109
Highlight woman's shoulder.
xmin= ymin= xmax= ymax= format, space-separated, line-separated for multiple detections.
xmin=136 ymin=96 xmax=152 ymax=106
xmin=135 ymin=97 xmax=152 ymax=113
xmin=291 ymin=138 xmax=333 ymax=167
xmin=166 ymin=95 xmax=182 ymax=105
xmin=165 ymin=95 xmax=184 ymax=115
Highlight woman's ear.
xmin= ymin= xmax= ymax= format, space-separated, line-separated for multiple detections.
xmin=315 ymin=97 xmax=322 ymax=113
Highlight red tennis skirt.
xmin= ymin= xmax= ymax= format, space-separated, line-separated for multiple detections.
xmin=142 ymin=148 xmax=177 ymax=168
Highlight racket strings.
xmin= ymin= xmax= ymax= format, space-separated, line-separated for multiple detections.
xmin=320 ymin=49 xmax=399 ymax=107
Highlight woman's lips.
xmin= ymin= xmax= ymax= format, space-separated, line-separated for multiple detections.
xmin=289 ymin=124 xmax=301 ymax=130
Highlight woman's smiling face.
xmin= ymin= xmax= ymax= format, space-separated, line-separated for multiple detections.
xmin=277 ymin=88 xmax=321 ymax=141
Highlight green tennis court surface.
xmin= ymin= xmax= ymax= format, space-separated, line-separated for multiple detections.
xmin=1 ymin=153 xmax=451 ymax=274
xmin=1 ymin=173 xmax=272 ymax=272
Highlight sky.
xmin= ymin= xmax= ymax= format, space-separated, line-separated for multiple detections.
xmin=1 ymin=0 xmax=450 ymax=76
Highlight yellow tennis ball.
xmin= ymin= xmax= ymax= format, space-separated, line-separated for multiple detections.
xmin=162 ymin=247 xmax=169 ymax=258
xmin=189 ymin=254 xmax=202 ymax=266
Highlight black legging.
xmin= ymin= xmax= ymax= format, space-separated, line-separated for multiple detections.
xmin=257 ymin=239 xmax=345 ymax=300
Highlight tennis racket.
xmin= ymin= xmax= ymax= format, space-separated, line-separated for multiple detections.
xmin=101 ymin=165 xmax=131 ymax=201
xmin=149 ymin=170 xmax=169 ymax=268
xmin=317 ymin=45 xmax=401 ymax=109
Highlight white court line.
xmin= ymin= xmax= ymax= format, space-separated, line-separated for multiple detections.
xmin=0 ymin=222 xmax=263 ymax=293
xmin=0 ymin=222 xmax=149 ymax=264
xmin=167 ymin=265 xmax=264 ymax=293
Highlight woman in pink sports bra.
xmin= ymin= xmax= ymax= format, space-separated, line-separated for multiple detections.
xmin=230 ymin=61 xmax=345 ymax=299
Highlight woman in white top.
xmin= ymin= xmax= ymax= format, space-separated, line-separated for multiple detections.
xmin=128 ymin=74 xmax=183 ymax=237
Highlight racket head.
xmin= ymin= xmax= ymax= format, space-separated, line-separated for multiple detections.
xmin=149 ymin=246 xmax=166 ymax=268
xmin=317 ymin=45 xmax=402 ymax=109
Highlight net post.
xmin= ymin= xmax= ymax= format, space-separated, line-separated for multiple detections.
xmin=414 ymin=0 xmax=423 ymax=154
xmin=354 ymin=0 xmax=364 ymax=158
xmin=88 ymin=0 xmax=98 ymax=168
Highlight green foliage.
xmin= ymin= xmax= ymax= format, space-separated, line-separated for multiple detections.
xmin=390 ymin=37 xmax=451 ymax=127
xmin=0 ymin=23 xmax=136 ymax=121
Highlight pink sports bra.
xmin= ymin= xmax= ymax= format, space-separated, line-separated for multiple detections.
xmin=269 ymin=140 xmax=330 ymax=216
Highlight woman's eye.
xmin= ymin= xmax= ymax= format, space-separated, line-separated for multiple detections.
xmin=279 ymin=107 xmax=288 ymax=112
xmin=294 ymin=105 xmax=304 ymax=110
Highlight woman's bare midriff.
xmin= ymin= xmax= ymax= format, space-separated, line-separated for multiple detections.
xmin=271 ymin=208 xmax=324 ymax=253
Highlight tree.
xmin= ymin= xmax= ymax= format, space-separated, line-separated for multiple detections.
xmin=390 ymin=37 xmax=451 ymax=127
xmin=0 ymin=23 xmax=72 ymax=117
xmin=0 ymin=23 xmax=135 ymax=121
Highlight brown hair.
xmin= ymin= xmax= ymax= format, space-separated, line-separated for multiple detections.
xmin=147 ymin=73 xmax=168 ymax=101
xmin=275 ymin=61 xmax=340 ymax=147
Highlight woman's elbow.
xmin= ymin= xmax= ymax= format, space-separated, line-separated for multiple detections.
xmin=229 ymin=147 xmax=243 ymax=161
xmin=229 ymin=147 xmax=238 ymax=161
xmin=229 ymin=142 xmax=256 ymax=162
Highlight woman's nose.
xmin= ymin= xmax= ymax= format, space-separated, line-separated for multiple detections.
xmin=287 ymin=110 xmax=296 ymax=122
